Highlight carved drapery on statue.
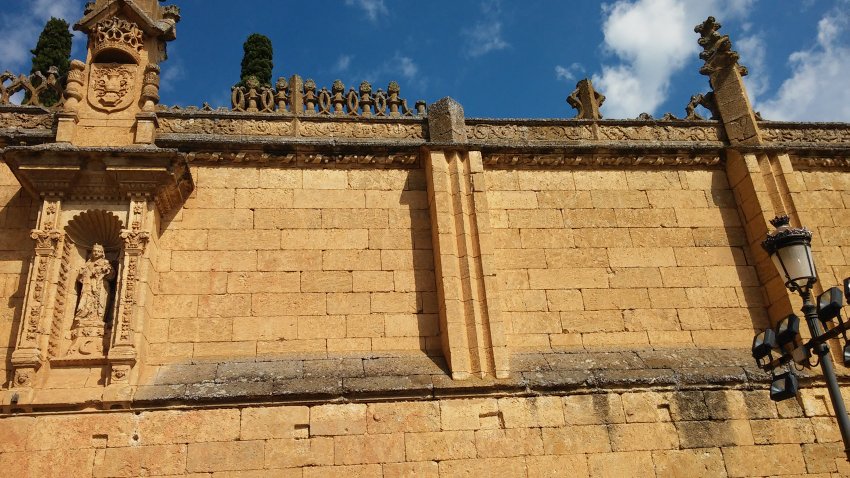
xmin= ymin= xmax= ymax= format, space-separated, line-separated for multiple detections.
xmin=67 ymin=244 xmax=115 ymax=357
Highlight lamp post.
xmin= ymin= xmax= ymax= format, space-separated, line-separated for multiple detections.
xmin=755 ymin=215 xmax=850 ymax=461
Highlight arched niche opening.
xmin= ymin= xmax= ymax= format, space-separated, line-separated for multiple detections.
xmin=60 ymin=209 xmax=124 ymax=359
xmin=93 ymin=48 xmax=137 ymax=65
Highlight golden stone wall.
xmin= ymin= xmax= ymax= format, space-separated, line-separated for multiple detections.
xmin=1 ymin=391 xmax=849 ymax=477
xmin=487 ymin=167 xmax=766 ymax=352
xmin=147 ymin=165 xmax=440 ymax=362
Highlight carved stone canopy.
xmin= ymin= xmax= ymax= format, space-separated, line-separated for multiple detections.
xmin=1 ymin=145 xmax=193 ymax=216
xmin=76 ymin=0 xmax=179 ymax=42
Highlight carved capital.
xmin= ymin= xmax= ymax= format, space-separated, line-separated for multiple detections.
xmin=120 ymin=230 xmax=150 ymax=251
xmin=30 ymin=229 xmax=63 ymax=251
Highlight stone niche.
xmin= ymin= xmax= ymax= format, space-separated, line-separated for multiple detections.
xmin=2 ymin=146 xmax=192 ymax=407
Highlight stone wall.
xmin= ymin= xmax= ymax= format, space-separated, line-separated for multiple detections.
xmin=147 ymin=165 xmax=439 ymax=363
xmin=0 ymin=165 xmax=37 ymax=384
xmin=1 ymin=390 xmax=847 ymax=477
xmin=487 ymin=167 xmax=766 ymax=351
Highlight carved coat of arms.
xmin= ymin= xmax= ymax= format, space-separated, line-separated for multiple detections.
xmin=88 ymin=63 xmax=137 ymax=112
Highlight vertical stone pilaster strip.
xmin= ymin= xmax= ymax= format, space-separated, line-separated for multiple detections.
xmin=427 ymin=151 xmax=473 ymax=379
xmin=425 ymin=150 xmax=508 ymax=379
xmin=11 ymin=197 xmax=63 ymax=388
xmin=108 ymin=196 xmax=150 ymax=386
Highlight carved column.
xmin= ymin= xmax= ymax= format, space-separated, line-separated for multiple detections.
xmin=107 ymin=195 xmax=150 ymax=388
xmin=10 ymin=197 xmax=64 ymax=389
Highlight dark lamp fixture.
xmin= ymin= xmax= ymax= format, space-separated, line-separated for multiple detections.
xmin=752 ymin=329 xmax=776 ymax=366
xmin=775 ymin=314 xmax=800 ymax=347
xmin=762 ymin=215 xmax=817 ymax=295
xmin=818 ymin=287 xmax=844 ymax=323
xmin=770 ymin=371 xmax=799 ymax=402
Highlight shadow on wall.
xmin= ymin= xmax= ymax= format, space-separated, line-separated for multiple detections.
xmin=1 ymin=185 xmax=39 ymax=387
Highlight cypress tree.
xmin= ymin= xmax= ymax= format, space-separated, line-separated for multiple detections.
xmin=237 ymin=34 xmax=273 ymax=88
xmin=29 ymin=17 xmax=73 ymax=106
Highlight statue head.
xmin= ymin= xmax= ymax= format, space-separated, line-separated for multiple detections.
xmin=91 ymin=243 xmax=105 ymax=259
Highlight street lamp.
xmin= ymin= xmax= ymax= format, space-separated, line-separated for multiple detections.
xmin=754 ymin=215 xmax=850 ymax=460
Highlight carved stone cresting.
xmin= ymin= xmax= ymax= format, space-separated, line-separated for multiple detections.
xmin=66 ymin=244 xmax=115 ymax=358
xmin=685 ymin=92 xmax=719 ymax=120
xmin=568 ymin=79 xmax=605 ymax=120
xmin=231 ymin=75 xmax=426 ymax=117
xmin=695 ymin=16 xmax=747 ymax=76
xmin=91 ymin=17 xmax=145 ymax=63
xmin=299 ymin=121 xmax=425 ymax=139
xmin=89 ymin=63 xmax=137 ymax=112
xmin=0 ymin=68 xmax=64 ymax=108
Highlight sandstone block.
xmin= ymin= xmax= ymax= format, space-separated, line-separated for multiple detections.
xmin=258 ymin=250 xmax=322 ymax=271
xmin=722 ymin=444 xmax=806 ymax=477
xmin=333 ymin=433 xmax=405 ymax=465
xmin=563 ymin=394 xmax=625 ymax=425
xmin=438 ymin=457 xmax=526 ymax=478
xmin=187 ymin=441 xmax=264 ymax=472
xmin=587 ymin=451 xmax=655 ymax=478
xmin=367 ymin=401 xmax=441 ymax=434
xmin=404 ymin=430 xmax=476 ymax=461
xmin=526 ymin=455 xmax=588 ymax=478
xmin=541 ymin=425 xmax=611 ymax=454
xmin=301 ymin=271 xmax=353 ymax=292
xmin=136 ymin=409 xmax=241 ymax=445
xmin=302 ymin=464 xmax=382 ymax=478
xmin=227 ymin=271 xmax=300 ymax=293
xmin=265 ymin=438 xmax=334 ymax=468
xmin=652 ymin=448 xmax=726 ymax=478
xmin=241 ymin=406 xmax=309 ymax=440
xmin=610 ymin=422 xmax=679 ymax=451
xmin=381 ymin=461 xmax=439 ymax=478
xmin=311 ymin=404 xmax=367 ymax=436
xmin=475 ymin=427 xmax=543 ymax=457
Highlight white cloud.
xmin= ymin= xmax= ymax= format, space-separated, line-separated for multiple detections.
xmin=758 ymin=4 xmax=850 ymax=121
xmin=0 ymin=0 xmax=81 ymax=72
xmin=397 ymin=56 xmax=418 ymax=79
xmin=737 ymin=33 xmax=768 ymax=104
xmin=555 ymin=62 xmax=583 ymax=82
xmin=344 ymin=0 xmax=388 ymax=23
xmin=592 ymin=0 xmax=754 ymax=118
xmin=462 ymin=0 xmax=509 ymax=58
xmin=334 ymin=55 xmax=353 ymax=73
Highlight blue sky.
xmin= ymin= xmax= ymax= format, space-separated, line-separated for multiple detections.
xmin=2 ymin=0 xmax=849 ymax=121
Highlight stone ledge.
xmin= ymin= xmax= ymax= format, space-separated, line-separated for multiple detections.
xmin=3 ymin=348 xmax=844 ymax=414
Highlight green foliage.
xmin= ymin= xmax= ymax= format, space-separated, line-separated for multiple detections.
xmin=237 ymin=34 xmax=273 ymax=88
xmin=29 ymin=17 xmax=72 ymax=106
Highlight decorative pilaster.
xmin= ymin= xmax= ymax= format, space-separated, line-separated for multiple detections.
xmin=107 ymin=196 xmax=150 ymax=387
xmin=10 ymin=197 xmax=64 ymax=389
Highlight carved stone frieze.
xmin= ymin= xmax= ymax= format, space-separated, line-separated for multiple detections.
xmin=483 ymin=153 xmax=722 ymax=168
xmin=789 ymin=156 xmax=850 ymax=170
xmin=596 ymin=124 xmax=722 ymax=142
xmin=0 ymin=112 xmax=54 ymax=129
xmin=298 ymin=121 xmax=425 ymax=139
xmin=185 ymin=150 xmax=419 ymax=166
xmin=158 ymin=117 xmax=295 ymax=136
xmin=465 ymin=122 xmax=722 ymax=143
xmin=466 ymin=123 xmax=595 ymax=142
xmin=761 ymin=126 xmax=850 ymax=145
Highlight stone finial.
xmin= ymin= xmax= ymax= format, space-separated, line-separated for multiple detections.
xmin=428 ymin=97 xmax=466 ymax=143
xmin=567 ymin=78 xmax=605 ymax=120
xmin=695 ymin=16 xmax=746 ymax=76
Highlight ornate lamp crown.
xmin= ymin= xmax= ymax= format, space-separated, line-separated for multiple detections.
xmin=762 ymin=215 xmax=813 ymax=254
xmin=91 ymin=17 xmax=145 ymax=63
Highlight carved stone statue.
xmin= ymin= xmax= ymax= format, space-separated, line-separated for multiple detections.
xmin=67 ymin=244 xmax=115 ymax=356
